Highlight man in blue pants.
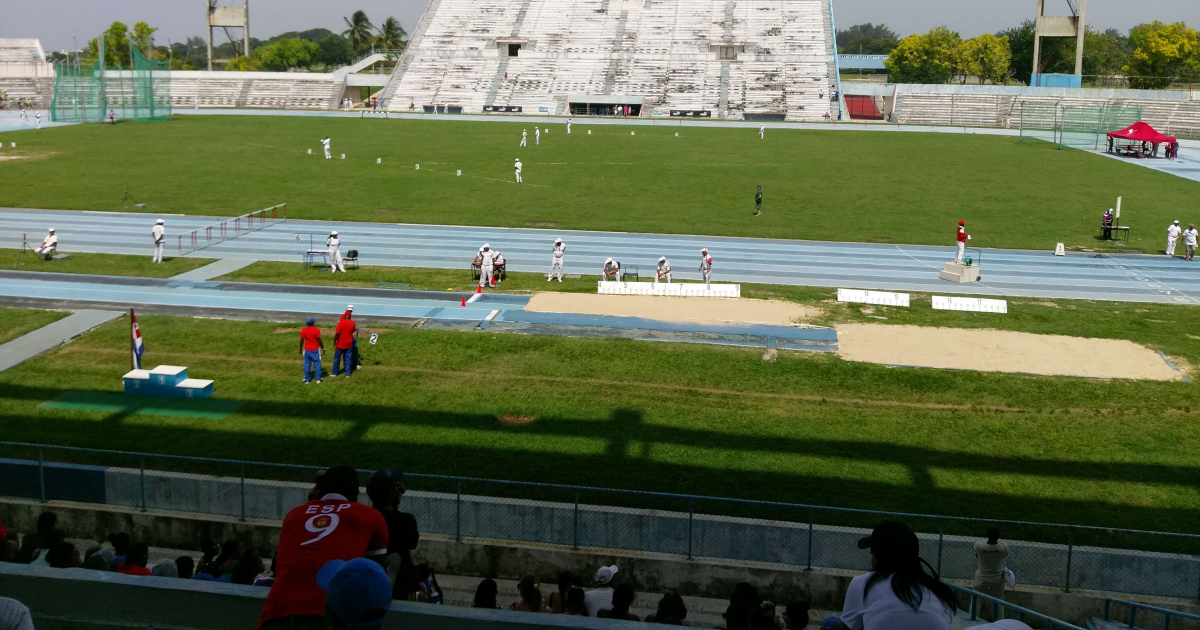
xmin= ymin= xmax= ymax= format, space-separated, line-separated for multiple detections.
xmin=299 ymin=318 xmax=324 ymax=383
xmin=332 ymin=307 xmax=358 ymax=378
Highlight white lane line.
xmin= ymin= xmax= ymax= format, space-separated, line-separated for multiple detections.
xmin=893 ymin=245 xmax=1017 ymax=297
xmin=467 ymin=292 xmax=483 ymax=303
xmin=485 ymin=309 xmax=499 ymax=321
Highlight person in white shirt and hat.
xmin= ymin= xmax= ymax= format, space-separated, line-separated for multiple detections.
xmin=520 ymin=129 xmax=527 ymax=147
xmin=327 ymin=230 xmax=346 ymax=273
xmin=535 ymin=127 xmax=541 ymax=145
xmin=151 ymin=219 xmax=165 ymax=263
xmin=548 ymin=238 xmax=566 ymax=282
xmin=321 ymin=137 xmax=332 ymax=159
xmin=656 ymin=257 xmax=672 ymax=284
xmin=1167 ymin=220 xmax=1182 ymax=257
xmin=584 ymin=565 xmax=619 ymax=617
xmin=699 ymin=248 xmax=713 ymax=286
xmin=478 ymin=243 xmax=496 ymax=288
xmin=602 ymin=258 xmax=621 ymax=282
xmin=35 ymin=228 xmax=57 ymax=259
xmin=514 ymin=158 xmax=523 ymax=184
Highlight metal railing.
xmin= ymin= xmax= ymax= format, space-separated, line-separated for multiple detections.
xmin=176 ymin=203 xmax=286 ymax=255
xmin=1 ymin=441 xmax=1198 ymax=601
xmin=1103 ymin=598 xmax=1200 ymax=629
xmin=950 ymin=584 xmax=1085 ymax=630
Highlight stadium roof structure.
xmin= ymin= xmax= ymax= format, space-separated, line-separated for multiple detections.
xmin=1107 ymin=121 xmax=1176 ymax=144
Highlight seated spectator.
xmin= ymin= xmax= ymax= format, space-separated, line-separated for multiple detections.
xmin=193 ymin=560 xmax=222 ymax=580
xmin=45 ymin=541 xmax=80 ymax=569
xmin=545 ymin=571 xmax=575 ymax=614
xmin=416 ymin=563 xmax=443 ymax=604
xmin=216 ymin=539 xmax=243 ymax=575
xmin=564 ymin=587 xmax=587 ymax=616
xmin=28 ymin=529 xmax=66 ymax=566
xmin=512 ymin=575 xmax=543 ymax=613
xmin=82 ymin=553 xmax=110 ymax=571
xmin=199 ymin=539 xmax=218 ymax=566
xmin=254 ymin=557 xmax=276 ymax=587
xmin=783 ymin=601 xmax=810 ymax=629
xmin=258 ymin=465 xmax=389 ymax=630
xmin=152 ymin=561 xmax=179 ymax=577
xmin=645 ymin=591 xmax=688 ymax=625
xmin=232 ymin=558 xmax=264 ymax=585
xmin=747 ymin=601 xmax=778 ymax=630
xmin=108 ymin=532 xmax=131 ymax=568
xmin=597 ymin=583 xmax=639 ymax=621
xmin=16 ymin=511 xmax=56 ymax=563
xmin=473 ymin=578 xmax=499 ymax=609
xmin=317 ymin=558 xmax=393 ymax=630
xmin=584 ymin=564 xmax=618 ymax=616
xmin=0 ymin=596 xmax=34 ymax=630
xmin=834 ymin=520 xmax=957 ymax=630
xmin=117 ymin=542 xmax=153 ymax=576
xmin=366 ymin=467 xmax=420 ymax=601
xmin=0 ymin=533 xmax=14 ymax=564
xmin=176 ymin=556 xmax=195 ymax=579
xmin=724 ymin=583 xmax=762 ymax=630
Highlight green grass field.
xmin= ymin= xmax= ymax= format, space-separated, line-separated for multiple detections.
xmin=1 ymin=115 xmax=1195 ymax=252
xmin=1 ymin=249 xmax=212 ymax=278
xmin=0 ymin=307 xmax=69 ymax=345
xmin=1 ymin=312 xmax=1198 ymax=535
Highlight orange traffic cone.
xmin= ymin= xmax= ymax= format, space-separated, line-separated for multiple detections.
xmin=476 ymin=284 xmax=483 ymax=294
xmin=461 ymin=296 xmax=466 ymax=307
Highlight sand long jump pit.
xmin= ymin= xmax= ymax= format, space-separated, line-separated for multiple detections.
xmin=525 ymin=293 xmax=817 ymax=326
xmin=837 ymin=324 xmax=1183 ymax=381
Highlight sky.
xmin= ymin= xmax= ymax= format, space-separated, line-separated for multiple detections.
xmin=2 ymin=0 xmax=1198 ymax=53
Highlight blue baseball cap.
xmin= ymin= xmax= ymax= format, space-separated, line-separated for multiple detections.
xmin=317 ymin=558 xmax=392 ymax=628
xmin=306 ymin=318 xmax=316 ymax=326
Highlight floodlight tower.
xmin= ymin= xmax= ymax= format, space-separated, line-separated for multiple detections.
xmin=206 ymin=0 xmax=250 ymax=70
xmin=1031 ymin=0 xmax=1087 ymax=87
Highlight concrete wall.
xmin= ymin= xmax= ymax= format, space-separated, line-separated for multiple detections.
xmin=842 ymin=82 xmax=1195 ymax=102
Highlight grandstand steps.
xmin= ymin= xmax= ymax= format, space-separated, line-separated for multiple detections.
xmin=234 ymin=79 xmax=253 ymax=109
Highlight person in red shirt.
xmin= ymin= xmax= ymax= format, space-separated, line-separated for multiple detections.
xmin=299 ymin=318 xmax=325 ymax=384
xmin=332 ymin=307 xmax=358 ymax=378
xmin=258 ymin=466 xmax=390 ymax=630
xmin=116 ymin=541 xmax=153 ymax=576
xmin=955 ymin=220 xmax=970 ymax=264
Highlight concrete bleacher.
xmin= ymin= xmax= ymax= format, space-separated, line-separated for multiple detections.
xmin=163 ymin=72 xmax=341 ymax=109
xmin=0 ymin=39 xmax=46 ymax=63
xmin=0 ymin=39 xmax=53 ymax=108
xmin=386 ymin=0 xmax=838 ymax=120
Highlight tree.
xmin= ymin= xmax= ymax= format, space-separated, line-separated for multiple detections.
xmin=997 ymin=20 xmax=1075 ymax=84
xmin=961 ymin=33 xmax=1012 ymax=84
xmin=317 ymin=34 xmax=354 ymax=66
xmin=375 ymin=17 xmax=408 ymax=50
xmin=1124 ymin=21 xmax=1200 ymax=89
xmin=129 ymin=22 xmax=158 ymax=59
xmin=82 ymin=22 xmax=130 ymax=68
xmin=342 ymin=10 xmax=375 ymax=52
xmin=1082 ymin=28 xmax=1131 ymax=77
xmin=255 ymin=38 xmax=319 ymax=71
xmin=885 ymin=26 xmax=960 ymax=84
xmin=225 ymin=55 xmax=261 ymax=71
xmin=836 ymin=23 xmax=898 ymax=55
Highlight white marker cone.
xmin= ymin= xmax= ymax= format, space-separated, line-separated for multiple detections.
xmin=457 ymin=169 xmax=461 ymax=176
xmin=376 ymin=158 xmax=381 ymax=164
xmin=307 ymin=148 xmax=312 ymax=154
xmin=415 ymin=164 xmax=420 ymax=170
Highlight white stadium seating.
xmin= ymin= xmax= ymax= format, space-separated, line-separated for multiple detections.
xmin=384 ymin=0 xmax=839 ymax=120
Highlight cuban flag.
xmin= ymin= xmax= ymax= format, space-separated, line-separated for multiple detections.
xmin=130 ymin=308 xmax=145 ymax=370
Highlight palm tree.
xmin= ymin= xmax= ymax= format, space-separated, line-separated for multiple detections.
xmin=342 ymin=10 xmax=375 ymax=52
xmin=375 ymin=17 xmax=408 ymax=50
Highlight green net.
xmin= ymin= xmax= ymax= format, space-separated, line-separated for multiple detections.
xmin=1018 ymin=101 xmax=1060 ymax=145
xmin=50 ymin=41 xmax=170 ymax=123
xmin=1020 ymin=101 xmax=1142 ymax=150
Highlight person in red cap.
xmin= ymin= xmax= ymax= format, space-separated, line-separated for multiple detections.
xmin=955 ymin=221 xmax=970 ymax=264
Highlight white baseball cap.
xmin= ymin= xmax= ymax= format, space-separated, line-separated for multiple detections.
xmin=156 ymin=219 xmax=164 ymax=224
xmin=701 ymin=248 xmax=708 ymax=253
xmin=1175 ymin=220 xmax=1180 ymax=224
xmin=659 ymin=257 xmax=666 ymax=262
xmin=605 ymin=257 xmax=613 ymax=264
xmin=483 ymin=243 xmax=490 ymax=249
xmin=595 ymin=565 xmax=618 ymax=585
xmin=555 ymin=238 xmax=562 ymax=244
xmin=331 ymin=230 xmax=338 ymax=236
xmin=48 ymin=228 xmax=55 ymax=233
xmin=346 ymin=305 xmax=354 ymax=311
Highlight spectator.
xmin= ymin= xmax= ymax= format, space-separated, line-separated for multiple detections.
xmin=216 ymin=539 xmax=243 ymax=574
xmin=834 ymin=520 xmax=957 ymax=630
xmin=194 ymin=560 xmax=222 ymax=580
xmin=565 ymin=587 xmax=587 ymax=616
xmin=584 ymin=565 xmax=618 ymax=616
xmin=473 ymin=578 xmax=500 ymax=609
xmin=258 ymin=465 xmax=388 ymax=630
xmin=27 ymin=529 xmax=65 ymax=566
xmin=416 ymin=563 xmax=443 ymax=604
xmin=366 ymin=467 xmax=420 ymax=600
xmin=82 ymin=553 xmax=111 ymax=571
xmin=0 ymin=596 xmax=33 ymax=630
xmin=512 ymin=574 xmax=543 ymax=613
xmin=317 ymin=558 xmax=393 ymax=629
xmin=300 ymin=318 xmax=325 ymax=384
xmin=176 ymin=555 xmax=195 ymax=579
xmin=233 ymin=558 xmax=264 ymax=585
xmin=16 ymin=511 xmax=56 ymax=563
xmin=724 ymin=583 xmax=762 ymax=630
xmin=152 ymin=561 xmax=180 ymax=577
xmin=545 ymin=570 xmax=575 ymax=613
xmin=254 ymin=556 xmax=277 ymax=587
xmin=597 ymin=583 xmax=639 ymax=621
xmin=974 ymin=526 xmax=1009 ymax=620
xmin=117 ymin=542 xmax=153 ymax=576
xmin=747 ymin=601 xmax=778 ymax=630
xmin=108 ymin=532 xmax=132 ymax=568
xmin=645 ymin=590 xmax=687 ymax=625
xmin=0 ymin=534 xmax=14 ymax=564
xmin=45 ymin=541 xmax=81 ymax=569
xmin=783 ymin=601 xmax=811 ymax=629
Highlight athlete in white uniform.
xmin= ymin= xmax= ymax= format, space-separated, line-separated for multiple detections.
xmin=35 ymin=112 xmax=42 ymax=129
xmin=478 ymin=244 xmax=496 ymax=288
xmin=514 ymin=158 xmax=523 ymax=183
xmin=567 ymin=118 xmax=572 ymax=134
xmin=327 ymin=230 xmax=346 ymax=273
xmin=548 ymin=238 xmax=566 ymax=281
xmin=321 ymin=137 xmax=332 ymax=159
xmin=759 ymin=123 xmax=764 ymax=139
xmin=602 ymin=257 xmax=621 ymax=282
xmin=1167 ymin=220 xmax=1182 ymax=256
xmin=35 ymin=228 xmax=58 ymax=258
xmin=699 ymin=248 xmax=712 ymax=286
xmin=535 ymin=127 xmax=540 ymax=145
xmin=656 ymin=257 xmax=672 ymax=283
xmin=151 ymin=219 xmax=165 ymax=263
xmin=520 ymin=130 xmax=527 ymax=147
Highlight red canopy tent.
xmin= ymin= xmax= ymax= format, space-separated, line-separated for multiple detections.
xmin=1107 ymin=121 xmax=1176 ymax=144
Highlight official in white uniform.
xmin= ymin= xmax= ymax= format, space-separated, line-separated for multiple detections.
xmin=327 ymin=230 xmax=346 ymax=273
xmin=656 ymin=257 xmax=672 ymax=283
xmin=699 ymin=248 xmax=712 ymax=286
xmin=759 ymin=123 xmax=764 ymax=139
xmin=478 ymin=244 xmax=496 ymax=288
xmin=35 ymin=228 xmax=57 ymax=258
xmin=520 ymin=130 xmax=527 ymax=147
xmin=492 ymin=250 xmax=506 ymax=284
xmin=151 ymin=219 xmax=165 ymax=263
xmin=535 ymin=127 xmax=540 ymax=145
xmin=548 ymin=238 xmax=566 ymax=282
xmin=35 ymin=112 xmax=42 ymax=129
xmin=514 ymin=158 xmax=523 ymax=183
xmin=321 ymin=137 xmax=332 ymax=159
xmin=603 ymin=257 xmax=621 ymax=282
xmin=1167 ymin=220 xmax=1182 ymax=256
xmin=567 ymin=118 xmax=572 ymax=134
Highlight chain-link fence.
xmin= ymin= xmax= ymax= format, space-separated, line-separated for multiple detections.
xmin=50 ymin=40 xmax=170 ymax=124
xmin=1 ymin=441 xmax=1198 ymax=601
xmin=1020 ymin=101 xmax=1142 ymax=150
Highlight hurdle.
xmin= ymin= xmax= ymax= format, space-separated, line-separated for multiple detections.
xmin=177 ymin=203 xmax=287 ymax=255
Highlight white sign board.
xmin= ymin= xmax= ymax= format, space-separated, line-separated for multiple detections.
xmin=598 ymin=281 xmax=740 ymax=298
xmin=837 ymin=288 xmax=910 ymax=307
xmin=932 ymin=295 xmax=1008 ymax=314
